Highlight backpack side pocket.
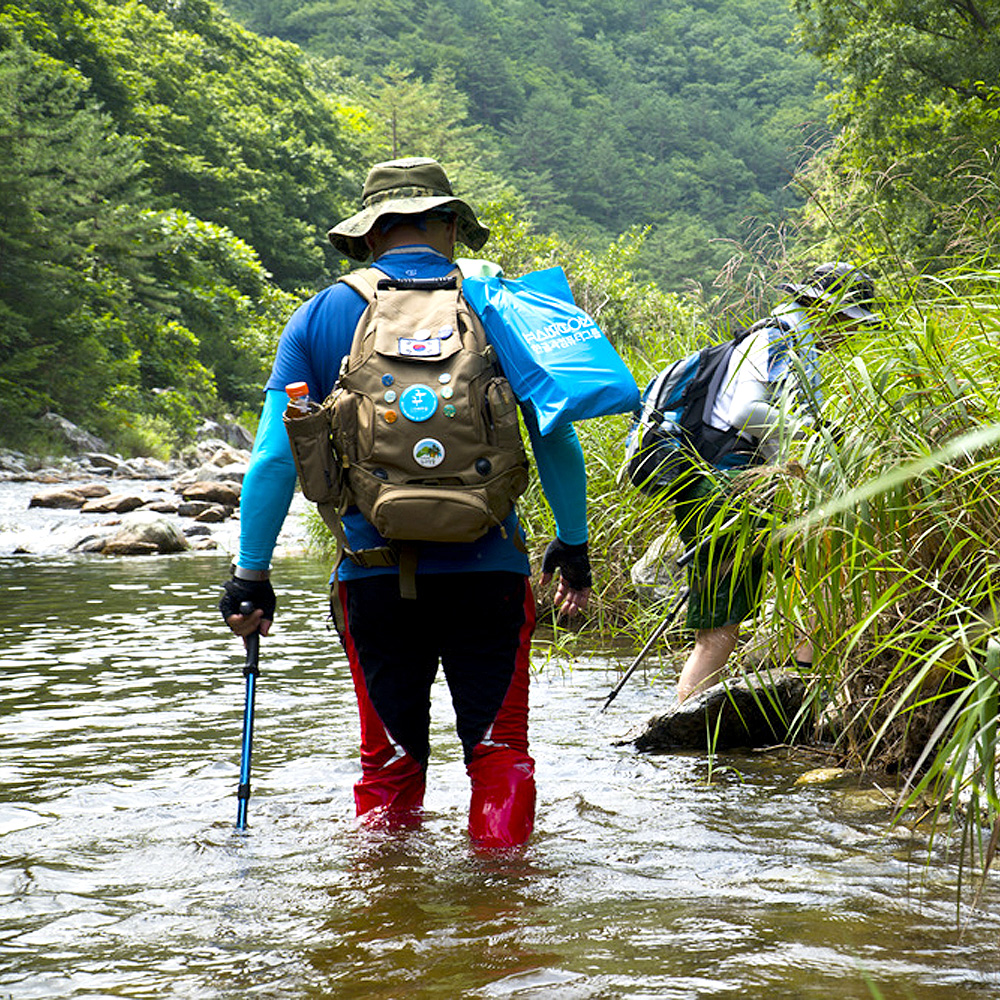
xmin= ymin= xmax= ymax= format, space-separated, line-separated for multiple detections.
xmin=283 ymin=406 xmax=342 ymax=506
xmin=483 ymin=376 xmax=523 ymax=453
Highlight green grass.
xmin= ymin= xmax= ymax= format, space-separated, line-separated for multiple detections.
xmin=534 ymin=261 xmax=1000 ymax=908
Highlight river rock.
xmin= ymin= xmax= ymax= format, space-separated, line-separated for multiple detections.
xmin=41 ymin=413 xmax=110 ymax=453
xmin=177 ymin=499 xmax=216 ymax=518
xmin=142 ymin=500 xmax=178 ymax=514
xmin=0 ymin=451 xmax=33 ymax=479
xmin=196 ymin=418 xmax=254 ymax=451
xmin=192 ymin=504 xmax=230 ymax=523
xmin=29 ymin=483 xmax=112 ymax=508
xmin=632 ymin=670 xmax=806 ymax=753
xmin=80 ymin=493 xmax=146 ymax=514
xmin=118 ymin=456 xmax=177 ymax=480
xmin=83 ymin=452 xmax=126 ymax=473
xmin=188 ymin=441 xmax=249 ymax=469
xmin=176 ymin=461 xmax=247 ymax=486
xmin=181 ymin=480 xmax=241 ymax=506
xmin=77 ymin=515 xmax=191 ymax=555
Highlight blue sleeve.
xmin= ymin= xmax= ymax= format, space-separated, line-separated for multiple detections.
xmin=523 ymin=407 xmax=588 ymax=545
xmin=237 ymin=389 xmax=299 ymax=570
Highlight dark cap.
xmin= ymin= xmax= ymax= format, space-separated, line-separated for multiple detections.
xmin=779 ymin=262 xmax=880 ymax=325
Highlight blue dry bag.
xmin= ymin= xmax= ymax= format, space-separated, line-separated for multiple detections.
xmin=462 ymin=267 xmax=639 ymax=434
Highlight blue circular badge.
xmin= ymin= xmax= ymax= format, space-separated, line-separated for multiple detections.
xmin=398 ymin=384 xmax=438 ymax=422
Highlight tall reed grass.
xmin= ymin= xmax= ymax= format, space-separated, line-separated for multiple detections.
xmin=785 ymin=266 xmax=1000 ymax=902
xmin=526 ymin=258 xmax=1000 ymax=904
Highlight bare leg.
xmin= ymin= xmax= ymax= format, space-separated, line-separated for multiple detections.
xmin=676 ymin=622 xmax=740 ymax=703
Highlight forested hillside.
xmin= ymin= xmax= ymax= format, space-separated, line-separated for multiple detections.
xmin=792 ymin=0 xmax=1000 ymax=269
xmin=221 ymin=0 xmax=828 ymax=291
xmin=3 ymin=0 xmax=998 ymax=457
xmin=1 ymin=0 xmax=367 ymax=449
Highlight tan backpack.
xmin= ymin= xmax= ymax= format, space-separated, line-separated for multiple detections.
xmin=284 ymin=267 xmax=529 ymax=595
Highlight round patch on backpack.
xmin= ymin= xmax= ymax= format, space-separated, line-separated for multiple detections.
xmin=399 ymin=384 xmax=438 ymax=422
xmin=413 ymin=438 xmax=445 ymax=468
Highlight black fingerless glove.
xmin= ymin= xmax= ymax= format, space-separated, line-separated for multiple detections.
xmin=541 ymin=538 xmax=592 ymax=590
xmin=219 ymin=576 xmax=276 ymax=624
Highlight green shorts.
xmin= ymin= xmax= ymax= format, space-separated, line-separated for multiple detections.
xmin=672 ymin=472 xmax=767 ymax=632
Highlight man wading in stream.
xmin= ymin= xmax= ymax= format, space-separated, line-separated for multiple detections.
xmin=218 ymin=157 xmax=591 ymax=850
xmin=632 ymin=263 xmax=881 ymax=704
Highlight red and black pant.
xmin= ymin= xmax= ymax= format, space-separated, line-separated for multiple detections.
xmin=335 ymin=571 xmax=536 ymax=848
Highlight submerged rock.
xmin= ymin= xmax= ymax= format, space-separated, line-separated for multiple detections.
xmin=633 ymin=670 xmax=806 ymax=753
xmin=794 ymin=767 xmax=850 ymax=786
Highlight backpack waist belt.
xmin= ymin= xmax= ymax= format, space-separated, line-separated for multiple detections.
xmin=344 ymin=544 xmax=399 ymax=569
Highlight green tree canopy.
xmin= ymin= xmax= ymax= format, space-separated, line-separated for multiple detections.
xmin=7 ymin=0 xmax=368 ymax=291
xmin=793 ymin=0 xmax=1000 ymax=268
xmin=220 ymin=0 xmax=827 ymax=290
xmin=0 ymin=23 xmax=153 ymax=428
xmin=0 ymin=12 xmax=298 ymax=447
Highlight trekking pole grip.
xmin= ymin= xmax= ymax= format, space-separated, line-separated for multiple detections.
xmin=239 ymin=601 xmax=260 ymax=676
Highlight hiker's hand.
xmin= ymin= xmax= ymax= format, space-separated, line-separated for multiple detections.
xmin=220 ymin=577 xmax=275 ymax=637
xmin=540 ymin=538 xmax=592 ymax=618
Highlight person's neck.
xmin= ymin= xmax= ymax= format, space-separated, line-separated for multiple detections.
xmin=376 ymin=244 xmax=448 ymax=259
xmin=368 ymin=222 xmax=455 ymax=259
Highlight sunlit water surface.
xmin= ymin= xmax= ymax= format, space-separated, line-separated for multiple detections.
xmin=2 ymin=491 xmax=999 ymax=999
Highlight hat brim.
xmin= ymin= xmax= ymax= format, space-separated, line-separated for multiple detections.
xmin=328 ymin=194 xmax=489 ymax=262
xmin=779 ymin=281 xmax=881 ymax=326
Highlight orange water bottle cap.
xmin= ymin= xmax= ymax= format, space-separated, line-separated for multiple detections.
xmin=285 ymin=381 xmax=309 ymax=399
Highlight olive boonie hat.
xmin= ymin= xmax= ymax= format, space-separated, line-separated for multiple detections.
xmin=779 ymin=262 xmax=881 ymax=326
xmin=328 ymin=157 xmax=490 ymax=262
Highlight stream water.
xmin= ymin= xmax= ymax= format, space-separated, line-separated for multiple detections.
xmin=1 ymin=483 xmax=999 ymax=999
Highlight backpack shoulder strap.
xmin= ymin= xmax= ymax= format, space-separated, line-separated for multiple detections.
xmin=338 ymin=265 xmax=466 ymax=300
xmin=337 ymin=267 xmax=381 ymax=303
xmin=745 ymin=314 xmax=792 ymax=335
xmin=698 ymin=336 xmax=743 ymax=426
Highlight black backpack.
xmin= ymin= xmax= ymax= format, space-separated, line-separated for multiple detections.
xmin=624 ymin=320 xmax=780 ymax=496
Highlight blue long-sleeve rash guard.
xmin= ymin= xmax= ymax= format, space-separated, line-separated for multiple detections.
xmin=237 ymin=246 xmax=588 ymax=579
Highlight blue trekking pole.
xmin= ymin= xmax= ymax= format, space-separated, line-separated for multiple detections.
xmin=600 ymin=510 xmax=749 ymax=712
xmin=236 ymin=600 xmax=260 ymax=830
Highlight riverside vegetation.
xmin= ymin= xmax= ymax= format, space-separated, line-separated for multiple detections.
xmin=4 ymin=0 xmax=1000 ymax=908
